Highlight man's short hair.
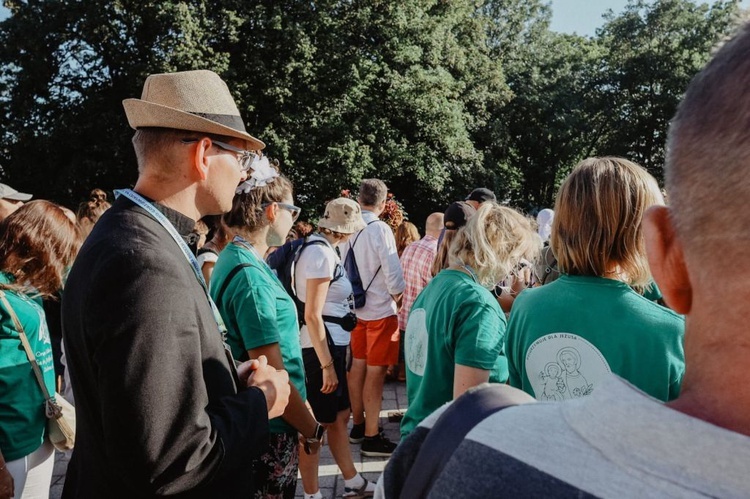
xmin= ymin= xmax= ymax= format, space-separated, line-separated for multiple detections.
xmin=131 ymin=127 xmax=240 ymax=174
xmin=358 ymin=179 xmax=388 ymax=207
xmin=666 ymin=23 xmax=750 ymax=255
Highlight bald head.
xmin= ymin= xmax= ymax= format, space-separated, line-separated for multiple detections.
xmin=425 ymin=212 xmax=444 ymax=238
xmin=666 ymin=23 xmax=750 ymax=256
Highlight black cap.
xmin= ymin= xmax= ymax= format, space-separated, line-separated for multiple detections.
xmin=443 ymin=201 xmax=476 ymax=230
xmin=465 ymin=187 xmax=496 ymax=204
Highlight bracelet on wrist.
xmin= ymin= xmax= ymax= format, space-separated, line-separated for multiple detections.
xmin=321 ymin=358 xmax=334 ymax=370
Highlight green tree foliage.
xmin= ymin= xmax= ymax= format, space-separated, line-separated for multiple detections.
xmin=0 ymin=0 xmax=742 ymax=221
xmin=594 ymin=0 xmax=739 ymax=181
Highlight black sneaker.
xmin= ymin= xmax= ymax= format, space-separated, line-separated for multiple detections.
xmin=349 ymin=422 xmax=365 ymax=444
xmin=349 ymin=423 xmax=383 ymax=444
xmin=361 ymin=432 xmax=397 ymax=457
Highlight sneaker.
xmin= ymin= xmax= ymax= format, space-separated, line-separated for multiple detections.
xmin=342 ymin=477 xmax=375 ymax=498
xmin=349 ymin=422 xmax=365 ymax=444
xmin=349 ymin=423 xmax=383 ymax=444
xmin=361 ymin=433 xmax=397 ymax=457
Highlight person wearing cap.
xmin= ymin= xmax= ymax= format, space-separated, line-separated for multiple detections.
xmin=60 ymin=70 xmax=290 ymax=499
xmin=431 ymin=201 xmax=476 ymax=277
xmin=464 ymin=187 xmax=497 ymax=210
xmin=0 ymin=183 xmax=32 ymax=222
xmin=294 ymin=198 xmax=376 ymax=499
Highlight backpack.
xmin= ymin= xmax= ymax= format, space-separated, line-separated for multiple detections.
xmin=343 ymin=220 xmax=383 ymax=309
xmin=267 ymin=237 xmax=343 ymax=327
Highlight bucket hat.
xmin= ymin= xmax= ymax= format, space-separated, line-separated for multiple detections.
xmin=318 ymin=198 xmax=366 ymax=234
xmin=122 ymin=70 xmax=265 ymax=150
xmin=0 ymin=183 xmax=32 ymax=201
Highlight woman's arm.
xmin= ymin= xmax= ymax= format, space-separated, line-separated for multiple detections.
xmin=453 ymin=364 xmax=491 ymax=399
xmin=248 ymin=344 xmax=319 ymax=445
xmin=201 ymin=261 xmax=215 ymax=285
xmin=303 ymin=277 xmax=338 ymax=394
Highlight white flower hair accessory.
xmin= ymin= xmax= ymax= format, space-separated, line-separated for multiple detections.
xmin=236 ymin=155 xmax=279 ymax=194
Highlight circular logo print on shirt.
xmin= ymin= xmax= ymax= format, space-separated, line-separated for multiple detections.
xmin=524 ymin=333 xmax=611 ymax=401
xmin=405 ymin=308 xmax=428 ymax=377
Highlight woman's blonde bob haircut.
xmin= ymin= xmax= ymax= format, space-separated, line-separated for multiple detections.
xmin=448 ymin=203 xmax=540 ymax=287
xmin=551 ymin=157 xmax=663 ymax=290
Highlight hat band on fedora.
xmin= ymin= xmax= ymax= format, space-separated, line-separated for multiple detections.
xmin=189 ymin=112 xmax=247 ymax=133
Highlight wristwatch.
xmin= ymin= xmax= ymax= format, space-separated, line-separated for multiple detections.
xmin=304 ymin=423 xmax=325 ymax=454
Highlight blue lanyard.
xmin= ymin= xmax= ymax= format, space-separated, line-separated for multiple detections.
xmin=232 ymin=235 xmax=266 ymax=264
xmin=114 ymin=189 xmax=229 ymax=340
xmin=460 ymin=263 xmax=479 ymax=284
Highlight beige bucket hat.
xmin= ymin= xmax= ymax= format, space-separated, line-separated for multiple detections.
xmin=318 ymin=198 xmax=366 ymax=234
xmin=122 ymin=70 xmax=265 ymax=150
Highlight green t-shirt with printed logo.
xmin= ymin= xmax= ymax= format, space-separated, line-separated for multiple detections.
xmin=505 ymin=275 xmax=685 ymax=403
xmin=210 ymin=242 xmax=306 ymax=435
xmin=401 ymin=269 xmax=508 ymax=438
xmin=0 ymin=274 xmax=55 ymax=461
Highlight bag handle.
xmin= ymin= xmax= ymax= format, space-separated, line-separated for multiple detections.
xmin=0 ymin=290 xmax=57 ymax=409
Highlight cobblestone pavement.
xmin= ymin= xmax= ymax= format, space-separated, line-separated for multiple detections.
xmin=50 ymin=380 xmax=408 ymax=499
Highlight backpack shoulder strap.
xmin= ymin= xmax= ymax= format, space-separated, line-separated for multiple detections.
xmin=215 ymin=263 xmax=255 ymax=307
xmin=398 ymin=384 xmax=535 ymax=499
xmin=349 ymin=219 xmax=383 ymax=249
xmin=293 ymin=239 xmax=342 ymax=297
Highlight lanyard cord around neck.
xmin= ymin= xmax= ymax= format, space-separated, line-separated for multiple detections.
xmin=232 ymin=235 xmax=266 ymax=264
xmin=460 ymin=263 xmax=479 ymax=284
xmin=114 ymin=189 xmax=228 ymax=341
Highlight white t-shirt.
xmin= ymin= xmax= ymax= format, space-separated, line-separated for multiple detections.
xmin=295 ymin=235 xmax=353 ymax=347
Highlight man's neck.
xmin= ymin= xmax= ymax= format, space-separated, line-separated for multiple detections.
xmin=133 ymin=176 xmax=200 ymax=222
xmin=667 ymin=304 xmax=750 ymax=437
xmin=361 ymin=205 xmax=382 ymax=217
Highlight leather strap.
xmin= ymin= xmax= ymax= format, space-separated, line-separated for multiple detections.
xmin=0 ymin=290 xmax=54 ymax=403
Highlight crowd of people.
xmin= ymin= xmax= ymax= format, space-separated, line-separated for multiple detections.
xmin=1 ymin=20 xmax=750 ymax=499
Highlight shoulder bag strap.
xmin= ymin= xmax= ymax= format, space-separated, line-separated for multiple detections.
xmin=215 ymin=263 xmax=255 ymax=307
xmin=0 ymin=290 xmax=54 ymax=402
xmin=399 ymin=383 xmax=535 ymax=499
xmin=359 ymin=220 xmax=383 ymax=292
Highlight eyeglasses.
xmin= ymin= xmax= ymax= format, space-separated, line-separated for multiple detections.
xmin=262 ymin=202 xmax=301 ymax=222
xmin=181 ymin=138 xmax=258 ymax=173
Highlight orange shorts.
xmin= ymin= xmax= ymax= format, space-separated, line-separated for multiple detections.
xmin=350 ymin=316 xmax=399 ymax=366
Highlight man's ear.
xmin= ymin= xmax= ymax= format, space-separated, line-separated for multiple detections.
xmin=191 ymin=139 xmax=211 ymax=181
xmin=644 ymin=205 xmax=692 ymax=314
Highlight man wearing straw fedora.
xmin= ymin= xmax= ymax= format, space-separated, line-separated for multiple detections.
xmin=61 ymin=70 xmax=290 ymax=498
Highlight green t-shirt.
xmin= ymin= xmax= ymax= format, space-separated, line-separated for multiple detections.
xmin=400 ymin=270 xmax=508 ymax=437
xmin=0 ymin=275 xmax=55 ymax=461
xmin=210 ymin=243 xmax=306 ymax=434
xmin=506 ymin=275 xmax=685 ymax=402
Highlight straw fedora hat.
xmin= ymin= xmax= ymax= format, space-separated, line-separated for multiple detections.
xmin=122 ymin=70 xmax=265 ymax=150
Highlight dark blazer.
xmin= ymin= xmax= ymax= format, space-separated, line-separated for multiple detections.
xmin=62 ymin=196 xmax=269 ymax=498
